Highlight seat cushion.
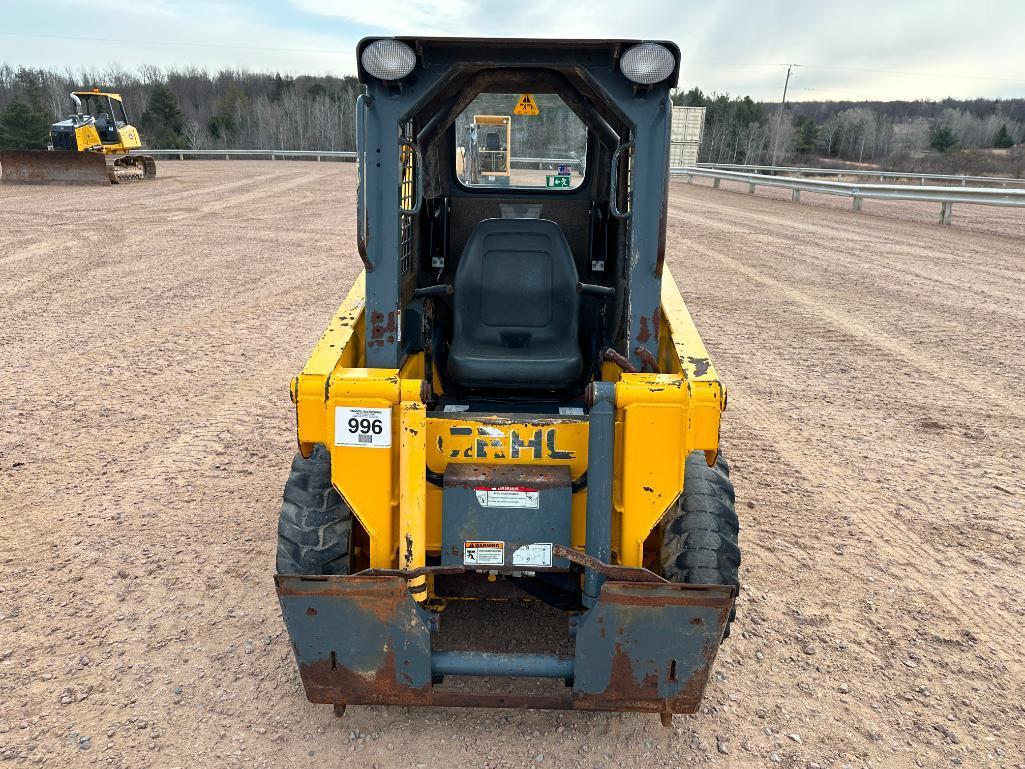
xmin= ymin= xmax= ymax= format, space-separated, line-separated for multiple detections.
xmin=448 ymin=335 xmax=583 ymax=389
xmin=446 ymin=218 xmax=583 ymax=391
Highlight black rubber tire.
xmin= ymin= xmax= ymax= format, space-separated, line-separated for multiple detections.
xmin=660 ymin=450 xmax=740 ymax=640
xmin=275 ymin=444 xmax=353 ymax=575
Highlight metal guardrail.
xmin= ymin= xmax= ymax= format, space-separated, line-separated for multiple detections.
xmin=135 ymin=149 xmax=582 ymax=169
xmin=672 ymin=166 xmax=1025 ymax=224
xmin=698 ymin=162 xmax=1025 ymax=189
xmin=135 ymin=149 xmax=356 ymax=161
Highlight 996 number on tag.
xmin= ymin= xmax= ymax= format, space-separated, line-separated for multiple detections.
xmin=335 ymin=407 xmax=391 ymax=448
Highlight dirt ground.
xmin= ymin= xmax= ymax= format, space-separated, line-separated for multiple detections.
xmin=1 ymin=161 xmax=1023 ymax=769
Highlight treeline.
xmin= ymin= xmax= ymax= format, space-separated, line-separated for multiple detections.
xmin=3 ymin=62 xmax=1024 ymax=178
xmin=673 ymin=87 xmax=1025 ymax=176
xmin=0 ymin=63 xmax=361 ymax=151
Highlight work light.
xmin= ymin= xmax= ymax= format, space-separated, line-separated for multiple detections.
xmin=619 ymin=43 xmax=675 ymax=85
xmin=361 ymin=39 xmax=417 ymax=81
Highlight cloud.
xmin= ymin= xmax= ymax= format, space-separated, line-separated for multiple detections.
xmin=2 ymin=0 xmax=1024 ymax=99
xmin=289 ymin=0 xmax=476 ymax=36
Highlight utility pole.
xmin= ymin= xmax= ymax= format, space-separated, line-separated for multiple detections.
xmin=770 ymin=65 xmax=793 ymax=167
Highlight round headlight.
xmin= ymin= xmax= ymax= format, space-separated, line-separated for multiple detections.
xmin=619 ymin=43 xmax=675 ymax=85
xmin=361 ymin=39 xmax=417 ymax=81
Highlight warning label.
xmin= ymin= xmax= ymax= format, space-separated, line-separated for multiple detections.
xmin=512 ymin=543 xmax=553 ymax=568
xmin=463 ymin=541 xmax=504 ymax=566
xmin=513 ymin=93 xmax=539 ymax=115
xmin=474 ymin=486 xmax=540 ymax=509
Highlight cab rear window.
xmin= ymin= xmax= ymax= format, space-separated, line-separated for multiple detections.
xmin=454 ymin=92 xmax=586 ymax=189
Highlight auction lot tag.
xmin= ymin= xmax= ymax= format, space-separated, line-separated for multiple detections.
xmin=464 ymin=541 xmax=504 ymax=566
xmin=474 ymin=486 xmax=540 ymax=509
xmin=512 ymin=543 xmax=553 ymax=568
xmin=335 ymin=406 xmax=391 ymax=448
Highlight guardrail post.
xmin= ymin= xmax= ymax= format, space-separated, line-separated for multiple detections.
xmin=852 ymin=196 xmax=863 ymax=212
xmin=940 ymin=202 xmax=953 ymax=225
xmin=685 ymin=173 xmax=693 ymax=184
xmin=792 ymin=189 xmax=801 ymax=203
xmin=225 ymin=154 xmax=229 ymax=161
xmin=271 ymin=153 xmax=276 ymax=161
xmin=179 ymin=152 xmax=184 ymax=161
xmin=713 ymin=178 xmax=720 ymax=189
xmin=748 ymin=182 xmax=756 ymax=194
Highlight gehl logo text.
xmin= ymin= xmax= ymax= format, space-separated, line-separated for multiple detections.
xmin=447 ymin=426 xmax=575 ymax=461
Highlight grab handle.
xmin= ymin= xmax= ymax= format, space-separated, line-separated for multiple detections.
xmin=399 ymin=140 xmax=424 ymax=216
xmin=609 ymin=141 xmax=634 ymax=220
xmin=355 ymin=94 xmax=372 ymax=271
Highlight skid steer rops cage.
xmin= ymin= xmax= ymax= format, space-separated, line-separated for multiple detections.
xmin=275 ymin=37 xmax=739 ymax=723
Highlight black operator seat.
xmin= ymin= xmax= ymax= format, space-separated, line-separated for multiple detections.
xmin=447 ymin=218 xmax=583 ymax=391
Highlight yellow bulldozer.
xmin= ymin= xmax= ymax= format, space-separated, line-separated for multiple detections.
xmin=0 ymin=89 xmax=156 ymax=185
xmin=275 ymin=37 xmax=740 ymax=725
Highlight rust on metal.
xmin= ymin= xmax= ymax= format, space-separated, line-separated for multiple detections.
xmin=633 ymin=346 xmax=661 ymax=374
xmin=603 ymin=347 xmax=639 ymax=373
xmin=355 ymin=564 xmax=464 ymax=579
xmin=551 ymin=545 xmax=667 ymax=583
xmin=368 ymin=310 xmax=397 ymax=347
xmin=0 ymin=149 xmax=111 ymax=185
xmin=443 ymin=463 xmax=569 ymax=490
xmin=300 ymin=648 xmax=432 ymax=706
xmin=636 ymin=315 xmax=652 ymax=344
xmin=600 ymin=581 xmax=734 ymax=607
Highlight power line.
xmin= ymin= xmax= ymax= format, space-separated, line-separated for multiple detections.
xmin=689 ymin=59 xmax=1025 ymax=85
xmin=0 ymin=30 xmax=356 ymax=56
xmin=3 ymin=31 xmax=1024 ymax=87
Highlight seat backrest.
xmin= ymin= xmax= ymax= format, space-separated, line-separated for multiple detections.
xmin=452 ymin=217 xmax=579 ymax=358
xmin=484 ymin=131 xmax=501 ymax=151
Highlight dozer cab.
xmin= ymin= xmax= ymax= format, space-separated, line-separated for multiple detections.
xmin=0 ymin=89 xmax=155 ymax=185
xmin=275 ymin=37 xmax=740 ymax=724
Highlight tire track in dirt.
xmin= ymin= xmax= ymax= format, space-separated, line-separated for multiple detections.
xmin=674 ymin=177 xmax=1025 ymax=249
xmin=669 ymin=208 xmax=1025 ymax=315
xmin=670 ymin=221 xmax=1025 ymax=415
xmin=672 ymin=183 xmax=1025 ymax=280
xmin=2 ymin=171 xmax=344 ymax=305
xmin=726 ymin=388 xmax=1024 ymax=664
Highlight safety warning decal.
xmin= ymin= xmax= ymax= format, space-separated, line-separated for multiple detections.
xmin=512 ymin=543 xmax=553 ymax=568
xmin=463 ymin=540 xmax=504 ymax=566
xmin=513 ymin=93 xmax=539 ymax=115
xmin=474 ymin=486 xmax=540 ymax=509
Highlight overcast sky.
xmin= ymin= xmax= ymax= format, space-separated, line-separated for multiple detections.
xmin=2 ymin=0 xmax=1023 ymax=101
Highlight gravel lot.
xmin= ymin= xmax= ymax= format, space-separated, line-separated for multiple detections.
xmin=1 ymin=161 xmax=1023 ymax=768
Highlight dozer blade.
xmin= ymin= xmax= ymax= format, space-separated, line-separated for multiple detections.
xmin=0 ymin=150 xmax=112 ymax=185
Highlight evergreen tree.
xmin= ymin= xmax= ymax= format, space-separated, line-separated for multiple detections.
xmin=673 ymin=87 xmax=706 ymax=107
xmin=0 ymin=100 xmax=52 ymax=149
xmin=994 ymin=123 xmax=1014 ymax=149
xmin=140 ymin=83 xmax=188 ymax=148
xmin=792 ymin=114 xmax=818 ymax=155
xmin=208 ymin=85 xmax=248 ymax=143
xmin=929 ymin=125 xmax=958 ymax=154
xmin=269 ymin=73 xmax=294 ymax=103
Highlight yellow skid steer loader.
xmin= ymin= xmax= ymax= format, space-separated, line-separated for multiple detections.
xmin=275 ymin=37 xmax=740 ymax=725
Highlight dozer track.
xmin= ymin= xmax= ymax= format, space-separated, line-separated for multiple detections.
xmin=0 ymin=150 xmax=156 ymax=185
xmin=109 ymin=154 xmax=157 ymax=184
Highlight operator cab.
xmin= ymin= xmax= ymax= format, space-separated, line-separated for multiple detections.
xmin=73 ymin=91 xmax=128 ymax=143
xmin=355 ymin=38 xmax=679 ymax=402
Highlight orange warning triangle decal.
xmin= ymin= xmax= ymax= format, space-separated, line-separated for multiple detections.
xmin=513 ymin=93 xmax=539 ymax=116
